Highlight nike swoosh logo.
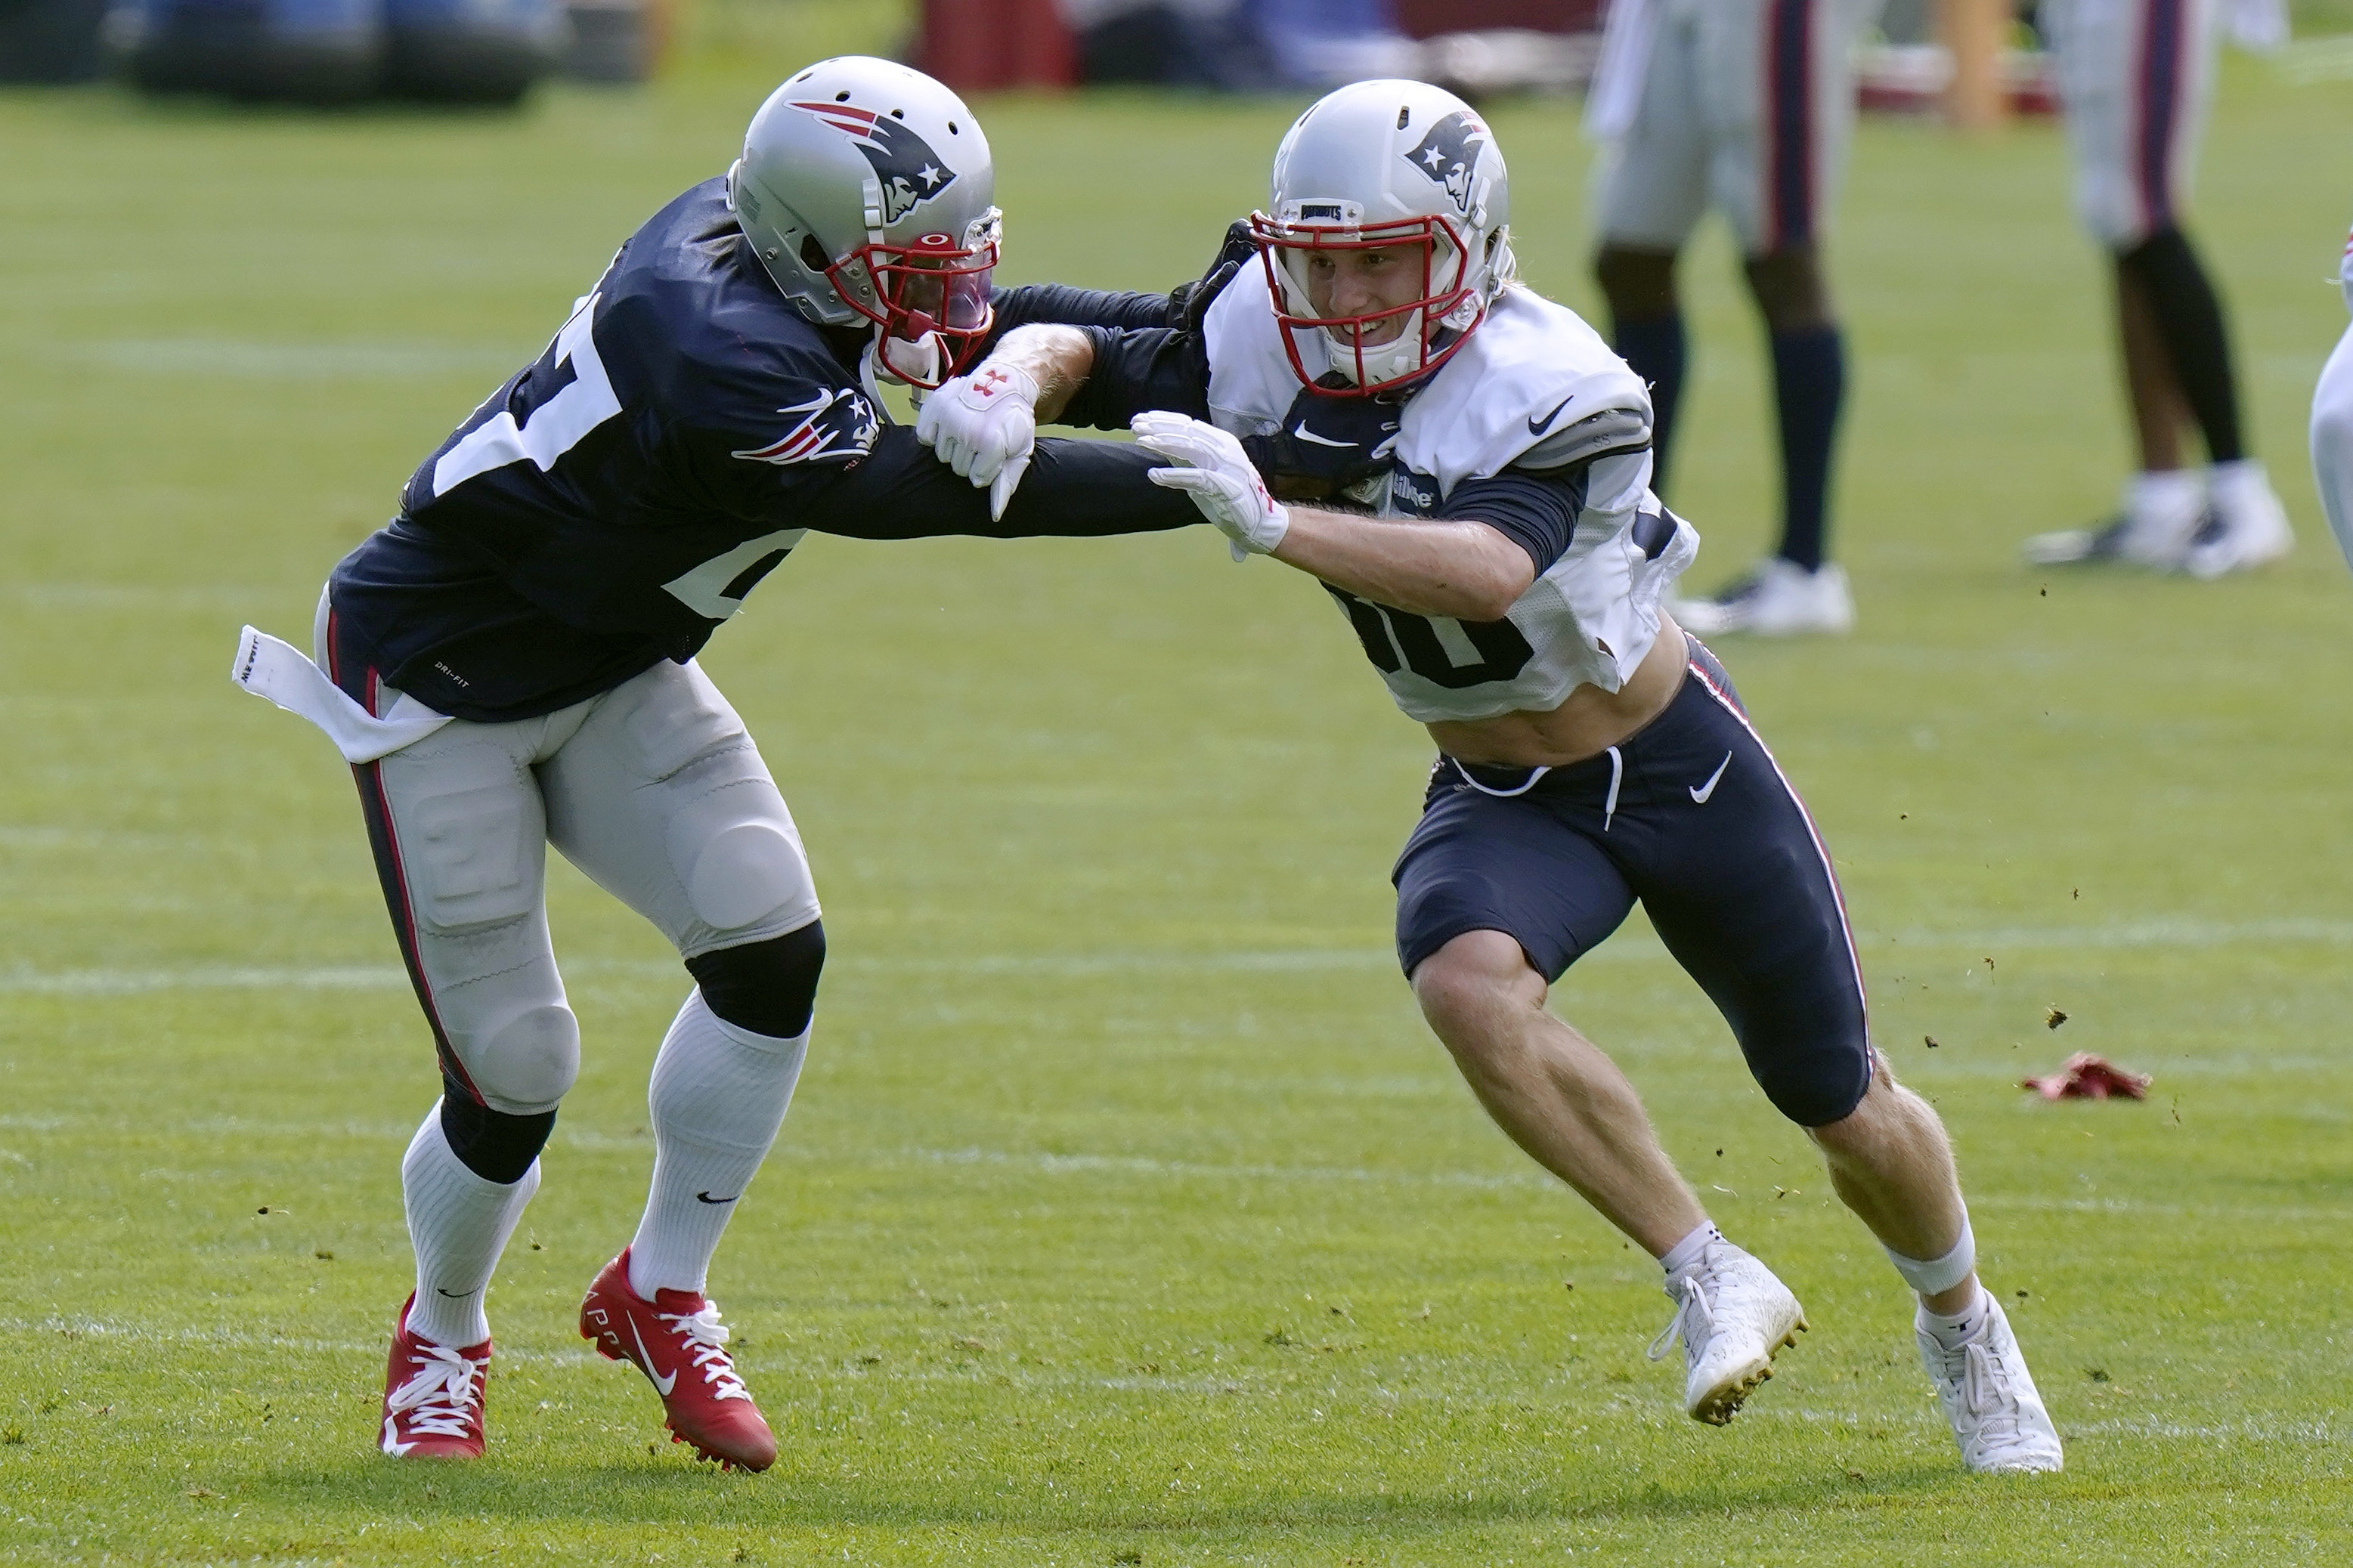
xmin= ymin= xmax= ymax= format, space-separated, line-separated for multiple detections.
xmin=629 ymin=1320 xmax=678 ymax=1396
xmin=1291 ymin=422 xmax=1355 ymax=449
xmin=695 ymin=1191 xmax=738 ymax=1205
xmin=1528 ymin=394 xmax=1574 ymax=437
xmin=1689 ymin=752 xmax=1732 ymax=804
xmin=382 ymin=1415 xmax=412 ymax=1455
xmin=435 ymin=1287 xmax=479 ymax=1299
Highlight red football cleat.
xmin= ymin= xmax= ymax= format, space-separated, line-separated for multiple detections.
xmin=578 ymin=1250 xmax=777 ymax=1472
xmin=379 ymin=1294 xmax=490 ymax=1459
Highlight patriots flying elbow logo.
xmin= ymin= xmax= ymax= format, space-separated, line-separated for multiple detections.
xmin=1401 ymin=110 xmax=1489 ymax=217
xmin=791 ymin=100 xmax=958 ymax=225
xmin=731 ymin=387 xmax=880 ymax=467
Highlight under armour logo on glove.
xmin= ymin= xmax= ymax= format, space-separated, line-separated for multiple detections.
xmin=915 ymin=360 xmax=1041 ymax=521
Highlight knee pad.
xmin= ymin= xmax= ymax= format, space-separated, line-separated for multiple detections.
xmin=440 ymin=1084 xmax=556 ymax=1184
xmin=454 ymin=999 xmax=581 ymax=1115
xmin=685 ymin=919 xmax=825 ymax=1039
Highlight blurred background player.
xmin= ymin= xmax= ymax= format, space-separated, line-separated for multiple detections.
xmin=1583 ymin=0 xmax=1884 ymax=637
xmin=926 ymin=78 xmax=2064 ymax=1474
xmin=234 ymin=55 xmax=1203 ymax=1469
xmin=2314 ymin=221 xmax=2353 ymax=571
xmin=2022 ymin=0 xmax=2294 ymax=574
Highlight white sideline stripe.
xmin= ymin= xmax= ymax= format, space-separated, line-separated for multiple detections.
xmin=9 ymin=916 xmax=2353 ymax=997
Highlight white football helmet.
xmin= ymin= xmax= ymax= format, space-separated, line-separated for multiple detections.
xmin=727 ymin=57 xmax=1001 ymax=388
xmin=1252 ymin=79 xmax=1515 ymax=396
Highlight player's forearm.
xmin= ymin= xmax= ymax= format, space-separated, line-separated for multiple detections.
xmin=976 ymin=326 xmax=1095 ymax=424
xmin=1271 ymin=509 xmax=1534 ymax=622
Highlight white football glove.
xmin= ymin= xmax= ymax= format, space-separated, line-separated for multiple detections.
xmin=915 ymin=360 xmax=1039 ymax=521
xmin=1131 ymin=411 xmax=1290 ymax=561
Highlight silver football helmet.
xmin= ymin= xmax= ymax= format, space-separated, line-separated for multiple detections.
xmin=726 ymin=56 xmax=1001 ymax=388
xmin=1252 ymin=79 xmax=1515 ymax=395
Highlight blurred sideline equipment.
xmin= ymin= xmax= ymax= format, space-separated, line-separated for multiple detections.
xmin=924 ymin=0 xmax=1599 ymax=93
xmin=1589 ymin=0 xmax=1878 ymax=637
xmin=231 ymin=52 xmax=1206 ymax=1466
xmin=2020 ymin=0 xmax=2293 ymax=576
xmin=924 ymin=76 xmax=2061 ymax=1472
xmin=0 ymin=0 xmax=108 ymax=81
xmin=104 ymin=0 xmax=565 ymax=101
xmin=2313 ymin=224 xmax=2353 ymax=572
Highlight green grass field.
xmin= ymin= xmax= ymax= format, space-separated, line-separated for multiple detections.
xmin=7 ymin=7 xmax=2353 ymax=1560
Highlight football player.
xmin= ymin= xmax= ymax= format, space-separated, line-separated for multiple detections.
xmin=1578 ymin=0 xmax=1881 ymax=636
xmin=234 ymin=57 xmax=1213 ymax=1467
xmin=2021 ymin=0 xmax=2294 ymax=574
xmin=2312 ymin=223 xmax=2353 ymax=571
xmin=921 ymin=80 xmax=2064 ymax=1474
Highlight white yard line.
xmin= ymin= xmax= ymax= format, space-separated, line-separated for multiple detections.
xmin=8 ymin=916 xmax=2353 ymax=998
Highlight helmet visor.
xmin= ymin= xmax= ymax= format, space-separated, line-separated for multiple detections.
xmin=828 ymin=226 xmax=999 ymax=388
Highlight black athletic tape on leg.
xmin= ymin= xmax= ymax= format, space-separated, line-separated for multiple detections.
xmin=439 ymin=1084 xmax=556 ymax=1185
xmin=2119 ymin=226 xmax=2246 ymax=465
xmin=685 ymin=919 xmax=826 ymax=1040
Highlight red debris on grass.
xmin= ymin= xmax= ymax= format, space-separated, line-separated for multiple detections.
xmin=2021 ymin=1053 xmax=2151 ymax=1101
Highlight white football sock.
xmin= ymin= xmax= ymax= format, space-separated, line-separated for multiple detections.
xmin=1918 ymin=1282 xmax=1993 ymax=1348
xmin=626 ymin=988 xmax=807 ymax=1300
xmin=401 ymin=1107 xmax=540 ymax=1348
xmin=1658 ymin=1223 xmax=1723 ymax=1277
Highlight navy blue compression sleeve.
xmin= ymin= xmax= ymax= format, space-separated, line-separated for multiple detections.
xmin=796 ymin=426 xmax=1199 ymax=541
xmin=1444 ymin=468 xmax=1590 ymax=577
xmin=1057 ymin=326 xmax=1212 ymax=430
xmin=986 ymin=283 xmax=1172 ymax=341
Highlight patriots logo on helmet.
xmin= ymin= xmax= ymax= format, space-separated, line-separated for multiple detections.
xmin=1401 ymin=110 xmax=1488 ymax=217
xmin=791 ymin=100 xmax=958 ymax=225
xmin=731 ymin=387 xmax=880 ymax=466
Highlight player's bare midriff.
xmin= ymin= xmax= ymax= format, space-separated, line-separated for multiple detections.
xmin=1426 ymin=616 xmax=1691 ymax=770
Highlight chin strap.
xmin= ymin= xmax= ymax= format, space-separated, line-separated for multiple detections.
xmin=876 ymin=328 xmax=949 ymax=388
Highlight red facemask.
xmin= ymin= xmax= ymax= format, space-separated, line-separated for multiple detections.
xmin=828 ymin=230 xmax=998 ymax=390
xmin=1250 ymin=211 xmax=1485 ymax=397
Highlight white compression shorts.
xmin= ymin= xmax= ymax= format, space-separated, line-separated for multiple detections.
xmin=1589 ymin=0 xmax=1883 ymax=256
xmin=320 ymin=608 xmax=819 ymax=1116
xmin=2043 ymin=0 xmax=2220 ymax=247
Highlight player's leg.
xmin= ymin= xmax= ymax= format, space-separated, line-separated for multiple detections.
xmin=1395 ymin=759 xmax=1803 ymax=1426
xmin=324 ymin=606 xmax=579 ymax=1458
xmin=1591 ymin=2 xmax=1709 ymax=496
xmin=1673 ymin=0 xmax=1866 ymax=636
xmin=1633 ymin=638 xmax=2061 ymax=1472
xmin=1412 ymin=932 xmax=1704 ymax=1256
xmin=540 ymin=657 xmax=821 ymax=1471
xmin=2310 ymin=286 xmax=2353 ymax=569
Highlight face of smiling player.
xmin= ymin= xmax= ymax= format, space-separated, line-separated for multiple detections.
xmin=1300 ymin=243 xmax=1432 ymax=348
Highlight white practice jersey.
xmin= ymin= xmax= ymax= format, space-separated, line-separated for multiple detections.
xmin=1201 ymin=266 xmax=1698 ymax=723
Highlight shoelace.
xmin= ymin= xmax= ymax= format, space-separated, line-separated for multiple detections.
xmin=658 ymin=1302 xmax=752 ymax=1403
xmin=1927 ymin=1334 xmax=2025 ymax=1447
xmin=1646 ymin=1272 xmax=1715 ymax=1364
xmin=386 ymin=1343 xmax=486 ymax=1438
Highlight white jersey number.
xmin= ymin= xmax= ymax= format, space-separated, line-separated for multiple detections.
xmin=429 ymin=292 xmax=624 ymax=497
xmin=1328 ymin=587 xmax=1536 ymax=689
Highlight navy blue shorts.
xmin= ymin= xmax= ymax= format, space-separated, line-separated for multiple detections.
xmin=1392 ymin=641 xmax=1872 ymax=1127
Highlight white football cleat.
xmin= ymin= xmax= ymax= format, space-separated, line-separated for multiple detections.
xmin=2184 ymin=461 xmax=2293 ymax=579
xmin=1647 ymin=1239 xmax=1807 ymax=1424
xmin=2023 ymin=471 xmax=2203 ymax=569
xmin=1916 ymin=1294 xmax=2064 ymax=1474
xmin=1670 ymin=558 xmax=1854 ymax=638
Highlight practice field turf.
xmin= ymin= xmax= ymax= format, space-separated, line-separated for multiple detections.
xmin=6 ymin=8 xmax=2353 ymax=1561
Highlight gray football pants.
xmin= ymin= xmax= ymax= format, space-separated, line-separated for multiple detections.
xmin=329 ymin=635 xmax=820 ymax=1116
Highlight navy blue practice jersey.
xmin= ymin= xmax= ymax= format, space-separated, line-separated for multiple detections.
xmin=330 ymin=178 xmax=1191 ymax=724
